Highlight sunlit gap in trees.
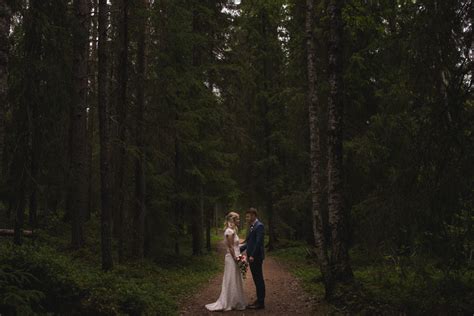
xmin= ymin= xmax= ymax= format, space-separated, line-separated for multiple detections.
xmin=222 ymin=0 xmax=241 ymax=17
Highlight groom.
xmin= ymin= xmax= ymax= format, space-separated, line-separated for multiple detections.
xmin=240 ymin=208 xmax=265 ymax=309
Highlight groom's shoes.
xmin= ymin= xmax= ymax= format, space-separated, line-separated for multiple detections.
xmin=247 ymin=301 xmax=265 ymax=309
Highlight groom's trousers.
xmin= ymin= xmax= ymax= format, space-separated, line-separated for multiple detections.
xmin=249 ymin=259 xmax=265 ymax=304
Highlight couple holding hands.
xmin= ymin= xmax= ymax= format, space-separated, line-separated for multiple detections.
xmin=205 ymin=208 xmax=266 ymax=311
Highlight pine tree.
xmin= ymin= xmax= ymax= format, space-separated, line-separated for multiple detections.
xmin=12 ymin=0 xmax=42 ymax=245
xmin=115 ymin=0 xmax=129 ymax=262
xmin=68 ymin=0 xmax=90 ymax=249
xmin=327 ymin=0 xmax=353 ymax=282
xmin=98 ymin=0 xmax=113 ymax=270
xmin=0 ymin=0 xmax=11 ymax=182
xmin=133 ymin=0 xmax=148 ymax=259
xmin=305 ymin=0 xmax=332 ymax=296
xmin=86 ymin=0 xmax=99 ymax=222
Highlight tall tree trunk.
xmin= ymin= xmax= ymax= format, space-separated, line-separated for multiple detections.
xmin=206 ymin=205 xmax=211 ymax=251
xmin=174 ymin=131 xmax=181 ymax=256
xmin=68 ymin=0 xmax=90 ymax=249
xmin=214 ymin=204 xmax=218 ymax=231
xmin=133 ymin=0 xmax=148 ymax=259
xmin=14 ymin=0 xmax=41 ymax=245
xmin=29 ymin=101 xmax=39 ymax=228
xmin=191 ymin=5 xmax=203 ymax=256
xmin=12 ymin=125 xmax=27 ymax=245
xmin=13 ymin=171 xmax=26 ymax=245
xmin=200 ymin=186 xmax=204 ymax=242
xmin=327 ymin=0 xmax=353 ymax=282
xmin=86 ymin=0 xmax=99 ymax=222
xmin=173 ymin=132 xmax=181 ymax=255
xmin=86 ymin=105 xmax=95 ymax=222
xmin=206 ymin=60 xmax=214 ymax=253
xmin=27 ymin=0 xmax=44 ymax=226
xmin=116 ymin=0 xmax=129 ymax=263
xmin=108 ymin=0 xmax=120 ymax=238
xmin=98 ymin=0 xmax=113 ymax=270
xmin=0 ymin=0 xmax=11 ymax=179
xmin=259 ymin=8 xmax=277 ymax=251
xmin=306 ymin=0 xmax=332 ymax=296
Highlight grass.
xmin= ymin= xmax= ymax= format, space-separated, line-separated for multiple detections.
xmin=0 ymin=213 xmax=223 ymax=315
xmin=271 ymin=240 xmax=474 ymax=315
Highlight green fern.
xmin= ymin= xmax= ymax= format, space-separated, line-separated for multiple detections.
xmin=0 ymin=264 xmax=45 ymax=314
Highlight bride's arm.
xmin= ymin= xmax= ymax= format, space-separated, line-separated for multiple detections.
xmin=226 ymin=233 xmax=237 ymax=260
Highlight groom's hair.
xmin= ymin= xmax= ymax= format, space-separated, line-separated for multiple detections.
xmin=246 ymin=208 xmax=258 ymax=217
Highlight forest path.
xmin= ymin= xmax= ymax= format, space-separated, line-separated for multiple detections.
xmin=179 ymin=241 xmax=318 ymax=315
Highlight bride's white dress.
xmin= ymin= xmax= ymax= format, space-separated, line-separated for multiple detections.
xmin=205 ymin=227 xmax=247 ymax=311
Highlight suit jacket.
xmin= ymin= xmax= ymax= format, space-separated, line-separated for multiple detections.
xmin=240 ymin=220 xmax=265 ymax=260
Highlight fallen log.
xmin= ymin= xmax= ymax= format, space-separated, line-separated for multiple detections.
xmin=0 ymin=229 xmax=34 ymax=237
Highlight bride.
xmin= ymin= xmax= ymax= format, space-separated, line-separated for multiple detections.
xmin=205 ymin=211 xmax=247 ymax=311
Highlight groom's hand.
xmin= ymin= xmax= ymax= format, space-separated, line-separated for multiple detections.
xmin=249 ymin=256 xmax=254 ymax=263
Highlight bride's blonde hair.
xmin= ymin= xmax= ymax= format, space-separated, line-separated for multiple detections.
xmin=224 ymin=211 xmax=240 ymax=232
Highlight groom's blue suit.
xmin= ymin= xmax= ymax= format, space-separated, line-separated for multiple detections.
xmin=240 ymin=219 xmax=265 ymax=305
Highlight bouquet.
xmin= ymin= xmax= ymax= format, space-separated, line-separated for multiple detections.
xmin=235 ymin=254 xmax=249 ymax=279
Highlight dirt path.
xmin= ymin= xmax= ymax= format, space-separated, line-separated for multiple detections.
xmin=179 ymin=242 xmax=318 ymax=315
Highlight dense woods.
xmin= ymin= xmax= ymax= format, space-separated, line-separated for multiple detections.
xmin=0 ymin=0 xmax=472 ymax=314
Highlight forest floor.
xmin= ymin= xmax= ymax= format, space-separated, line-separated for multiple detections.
xmin=179 ymin=241 xmax=324 ymax=315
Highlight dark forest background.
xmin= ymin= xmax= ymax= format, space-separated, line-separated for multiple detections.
xmin=0 ymin=0 xmax=472 ymax=314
